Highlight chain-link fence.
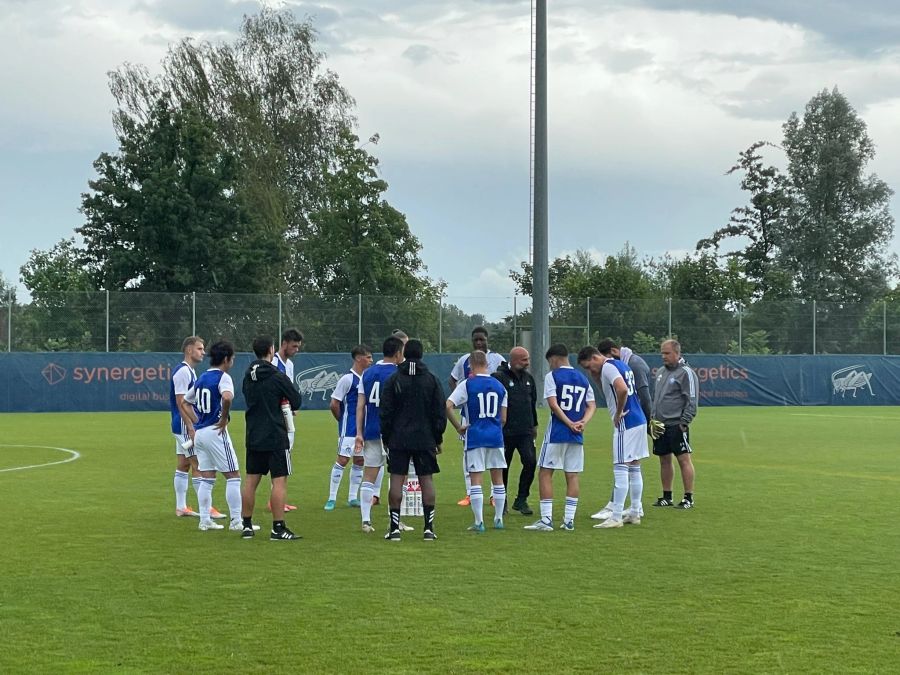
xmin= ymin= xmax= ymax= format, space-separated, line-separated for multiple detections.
xmin=4 ymin=290 xmax=900 ymax=355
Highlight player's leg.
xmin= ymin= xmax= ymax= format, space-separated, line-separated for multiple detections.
xmin=525 ymin=441 xmax=557 ymax=530
xmin=515 ymin=435 xmax=536 ymax=515
xmin=624 ymin=460 xmax=643 ymax=523
xmin=283 ymin=431 xmax=297 ymax=511
xmin=372 ymin=465 xmax=385 ymax=506
xmin=559 ymin=444 xmax=583 ymax=530
xmin=459 ymin=450 xmax=472 ymax=506
xmin=468 ymin=468 xmax=485 ymax=531
xmin=174 ymin=442 xmax=193 ymax=516
xmin=326 ymin=449 xmax=351 ymax=510
xmin=489 ymin=466 xmax=506 ymax=528
xmin=348 ymin=456 xmax=364 ymax=507
xmin=384 ymin=448 xmax=409 ymax=540
xmin=675 ymin=436 xmax=695 ymax=508
xmin=240 ymin=471 xmax=263 ymax=538
xmin=360 ymin=440 xmax=384 ymax=532
xmin=411 ymin=448 xmax=439 ymax=540
xmin=193 ymin=429 xmax=222 ymax=530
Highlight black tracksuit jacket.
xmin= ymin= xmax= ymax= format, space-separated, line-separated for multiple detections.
xmin=491 ymin=361 xmax=538 ymax=437
xmin=380 ymin=359 xmax=447 ymax=451
xmin=242 ymin=359 xmax=302 ymax=452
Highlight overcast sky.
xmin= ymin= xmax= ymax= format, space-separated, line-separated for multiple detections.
xmin=2 ymin=0 xmax=900 ymax=316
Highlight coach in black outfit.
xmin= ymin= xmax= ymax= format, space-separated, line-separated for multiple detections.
xmin=492 ymin=346 xmax=538 ymax=515
xmin=380 ymin=339 xmax=447 ymax=541
xmin=241 ymin=335 xmax=302 ymax=541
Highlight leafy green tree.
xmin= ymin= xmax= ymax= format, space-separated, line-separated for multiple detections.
xmin=780 ymin=88 xmax=894 ymax=303
xmin=20 ymin=238 xmax=95 ymax=305
xmin=79 ymin=101 xmax=283 ymax=293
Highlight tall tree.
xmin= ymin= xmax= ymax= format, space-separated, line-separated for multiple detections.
xmin=779 ymin=88 xmax=894 ymax=303
xmin=79 ymin=101 xmax=284 ymax=292
xmin=20 ymin=238 xmax=95 ymax=306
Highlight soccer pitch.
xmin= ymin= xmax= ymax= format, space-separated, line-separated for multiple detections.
xmin=1 ymin=407 xmax=898 ymax=673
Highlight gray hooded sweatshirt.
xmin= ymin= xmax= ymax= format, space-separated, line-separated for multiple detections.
xmin=651 ymin=357 xmax=698 ymax=427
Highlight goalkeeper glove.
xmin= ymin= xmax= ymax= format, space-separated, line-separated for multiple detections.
xmin=648 ymin=419 xmax=665 ymax=440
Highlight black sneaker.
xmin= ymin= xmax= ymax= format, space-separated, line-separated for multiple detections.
xmin=384 ymin=530 xmax=401 ymax=542
xmin=271 ymin=527 xmax=301 ymax=541
xmin=675 ymin=498 xmax=694 ymax=510
xmin=423 ymin=530 xmax=437 ymax=541
xmin=519 ymin=500 xmax=534 ymax=516
xmin=241 ymin=526 xmax=255 ymax=539
xmin=653 ymin=497 xmax=674 ymax=507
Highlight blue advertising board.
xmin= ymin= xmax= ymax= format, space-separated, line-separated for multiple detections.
xmin=0 ymin=352 xmax=898 ymax=413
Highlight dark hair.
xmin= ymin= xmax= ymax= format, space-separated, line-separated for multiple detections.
xmin=182 ymin=336 xmax=203 ymax=352
xmin=351 ymin=344 xmax=372 ymax=359
xmin=209 ymin=340 xmax=235 ymax=366
xmin=382 ymin=336 xmax=403 ymax=358
xmin=577 ymin=346 xmax=600 ymax=363
xmin=545 ymin=343 xmax=568 ymax=360
xmin=404 ymin=338 xmax=424 ymax=360
xmin=471 ymin=326 xmax=488 ymax=338
xmin=596 ymin=338 xmax=618 ymax=355
xmin=252 ymin=336 xmax=274 ymax=358
xmin=281 ymin=328 xmax=304 ymax=344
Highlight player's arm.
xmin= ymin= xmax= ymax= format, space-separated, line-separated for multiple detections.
xmin=679 ymin=368 xmax=699 ymax=428
xmin=174 ymin=370 xmax=198 ymax=427
xmin=276 ymin=373 xmax=301 ymax=411
xmin=445 ymin=381 xmax=469 ymax=435
xmin=500 ymin=393 xmax=508 ymax=427
xmin=354 ymin=381 xmax=366 ymax=453
xmin=379 ymin=374 xmax=397 ymax=444
xmin=214 ymin=376 xmax=235 ymax=432
xmin=330 ymin=374 xmax=350 ymax=421
xmin=546 ymin=396 xmax=578 ymax=432
xmin=180 ymin=387 xmax=199 ymax=439
xmin=611 ymin=376 xmax=629 ymax=427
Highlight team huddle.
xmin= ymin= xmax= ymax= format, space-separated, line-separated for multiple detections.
xmin=168 ymin=327 xmax=699 ymax=541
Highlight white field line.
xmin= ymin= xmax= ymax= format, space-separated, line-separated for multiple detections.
xmin=0 ymin=445 xmax=81 ymax=473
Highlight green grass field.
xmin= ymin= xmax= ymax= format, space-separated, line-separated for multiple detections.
xmin=1 ymin=407 xmax=898 ymax=673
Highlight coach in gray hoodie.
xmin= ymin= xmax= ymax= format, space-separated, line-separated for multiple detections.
xmin=650 ymin=339 xmax=698 ymax=510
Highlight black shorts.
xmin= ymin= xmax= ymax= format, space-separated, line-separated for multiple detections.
xmin=387 ymin=447 xmax=440 ymax=477
xmin=245 ymin=448 xmax=292 ymax=478
xmin=653 ymin=425 xmax=693 ymax=457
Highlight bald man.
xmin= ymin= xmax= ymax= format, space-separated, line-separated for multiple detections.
xmin=492 ymin=346 xmax=539 ymax=515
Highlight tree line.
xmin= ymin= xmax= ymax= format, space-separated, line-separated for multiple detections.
xmin=1 ymin=8 xmax=895 ymax=354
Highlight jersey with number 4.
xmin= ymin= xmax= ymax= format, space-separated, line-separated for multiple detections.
xmin=544 ymin=366 xmax=595 ymax=444
xmin=358 ymin=361 xmax=397 ymax=440
xmin=599 ymin=359 xmax=647 ymax=430
xmin=185 ymin=369 xmax=234 ymax=430
xmin=448 ymin=374 xmax=508 ymax=450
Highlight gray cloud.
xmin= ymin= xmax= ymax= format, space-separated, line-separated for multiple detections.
xmin=402 ymin=44 xmax=459 ymax=66
xmin=131 ymin=0 xmax=263 ymax=33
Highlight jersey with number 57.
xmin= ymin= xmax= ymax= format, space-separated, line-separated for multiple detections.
xmin=599 ymin=359 xmax=647 ymax=430
xmin=544 ymin=366 xmax=595 ymax=444
xmin=357 ymin=361 xmax=398 ymax=440
xmin=448 ymin=374 xmax=508 ymax=450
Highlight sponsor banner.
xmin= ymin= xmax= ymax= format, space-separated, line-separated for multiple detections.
xmin=1 ymin=352 xmax=898 ymax=413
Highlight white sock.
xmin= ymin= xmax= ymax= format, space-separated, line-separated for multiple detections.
xmin=564 ymin=496 xmax=578 ymax=523
xmin=192 ymin=476 xmax=202 ymax=501
xmin=463 ymin=458 xmax=472 ymax=496
xmin=492 ymin=483 xmax=506 ymax=522
xmin=470 ymin=485 xmax=484 ymax=525
xmin=628 ymin=465 xmax=643 ymax=514
xmin=328 ymin=462 xmax=344 ymax=501
xmin=360 ymin=481 xmax=375 ymax=522
xmin=349 ymin=464 xmax=363 ymax=502
xmin=374 ymin=466 xmax=385 ymax=497
xmin=174 ymin=470 xmax=189 ymax=510
xmin=198 ymin=478 xmax=214 ymax=521
xmin=225 ymin=477 xmax=242 ymax=522
xmin=613 ymin=464 xmax=629 ymax=520
xmin=539 ymin=498 xmax=553 ymax=524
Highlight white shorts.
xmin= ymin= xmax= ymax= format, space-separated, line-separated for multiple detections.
xmin=538 ymin=442 xmax=584 ymax=473
xmin=174 ymin=432 xmax=195 ymax=458
xmin=464 ymin=447 xmax=507 ymax=473
xmin=363 ymin=439 xmax=386 ymax=468
xmin=612 ymin=425 xmax=650 ymax=464
xmin=337 ymin=436 xmax=356 ymax=458
xmin=194 ymin=427 xmax=240 ymax=474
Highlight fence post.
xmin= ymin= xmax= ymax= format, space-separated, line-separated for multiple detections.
xmin=192 ymin=292 xmax=196 ymax=336
xmin=667 ymin=297 xmax=672 ymax=338
xmin=105 ymin=290 xmax=110 ymax=353
xmin=438 ymin=295 xmax=444 ymax=354
xmin=884 ymin=299 xmax=888 ymax=355
xmin=358 ymin=293 xmax=362 ymax=345
xmin=7 ymin=289 xmax=12 ymax=352
xmin=585 ymin=297 xmax=590 ymax=346
xmin=812 ymin=300 xmax=816 ymax=355
xmin=512 ymin=295 xmax=517 ymax=346
xmin=278 ymin=292 xmax=283 ymax=342
xmin=738 ymin=302 xmax=742 ymax=356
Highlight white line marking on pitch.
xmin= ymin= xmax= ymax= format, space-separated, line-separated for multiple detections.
xmin=0 ymin=445 xmax=81 ymax=473
xmin=789 ymin=413 xmax=899 ymax=421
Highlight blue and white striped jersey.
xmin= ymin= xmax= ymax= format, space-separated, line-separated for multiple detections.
xmin=169 ymin=361 xmax=196 ymax=434
xmin=543 ymin=366 xmax=595 ymax=444
xmin=448 ymin=374 xmax=508 ymax=450
xmin=357 ymin=361 xmax=397 ymax=440
xmin=185 ymin=369 xmax=234 ymax=430
xmin=331 ymin=370 xmax=362 ymax=438
xmin=599 ymin=359 xmax=647 ymax=430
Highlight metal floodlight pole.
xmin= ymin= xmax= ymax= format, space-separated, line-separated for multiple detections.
xmin=812 ymin=300 xmax=817 ymax=355
xmin=7 ymin=289 xmax=12 ymax=352
xmin=191 ymin=292 xmax=196 ymax=336
xmin=278 ymin=292 xmax=283 ymax=342
xmin=105 ymin=290 xmax=110 ymax=353
xmin=883 ymin=299 xmax=887 ymax=355
xmin=513 ymin=295 xmax=518 ymax=345
xmin=532 ymin=0 xmax=550 ymax=385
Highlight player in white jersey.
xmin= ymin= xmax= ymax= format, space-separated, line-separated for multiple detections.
xmin=325 ymin=344 xmax=373 ymax=510
xmin=271 ymin=328 xmax=303 ymax=512
xmin=181 ymin=341 xmax=242 ymax=531
xmin=447 ymin=350 xmax=509 ymax=532
xmin=169 ymin=336 xmax=224 ymax=519
xmin=448 ymin=327 xmax=506 ymax=507
xmin=578 ymin=346 xmax=650 ymax=528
